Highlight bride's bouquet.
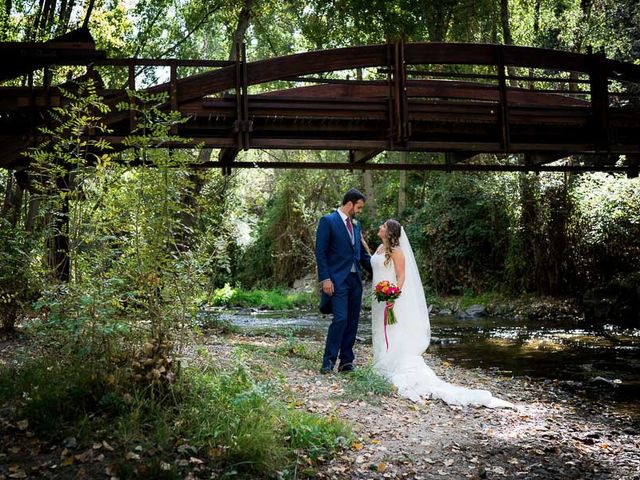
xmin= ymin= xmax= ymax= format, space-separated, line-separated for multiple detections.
xmin=373 ymin=280 xmax=401 ymax=325
xmin=374 ymin=280 xmax=401 ymax=350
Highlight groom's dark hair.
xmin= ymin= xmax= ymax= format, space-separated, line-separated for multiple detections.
xmin=342 ymin=188 xmax=366 ymax=205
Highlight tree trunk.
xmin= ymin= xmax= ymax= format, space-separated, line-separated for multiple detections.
xmin=47 ymin=173 xmax=70 ymax=282
xmin=363 ymin=170 xmax=377 ymax=219
xmin=177 ymin=171 xmax=205 ymax=250
xmin=500 ymin=0 xmax=518 ymax=86
xmin=398 ymin=152 xmax=407 ymax=216
xmin=2 ymin=171 xmax=24 ymax=228
xmin=2 ymin=171 xmax=14 ymax=216
xmin=25 ymin=195 xmax=40 ymax=233
xmin=528 ymin=0 xmax=542 ymax=90
xmin=230 ymin=0 xmax=254 ymax=59
xmin=517 ymin=170 xmax=539 ymax=292
xmin=59 ymin=0 xmax=76 ymax=33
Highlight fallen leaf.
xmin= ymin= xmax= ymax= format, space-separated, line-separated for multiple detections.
xmin=124 ymin=452 xmax=140 ymax=460
xmin=351 ymin=442 xmax=363 ymax=451
xmin=377 ymin=462 xmax=387 ymax=473
xmin=102 ymin=441 xmax=114 ymax=452
xmin=74 ymin=450 xmax=92 ymax=463
xmin=16 ymin=420 xmax=29 ymax=431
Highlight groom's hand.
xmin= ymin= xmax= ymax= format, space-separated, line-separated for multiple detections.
xmin=322 ymin=279 xmax=334 ymax=296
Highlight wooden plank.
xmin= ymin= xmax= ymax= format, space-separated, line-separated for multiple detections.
xmin=501 ymin=45 xmax=589 ymax=71
xmin=192 ymin=160 xmax=634 ymax=174
xmin=349 ymin=149 xmax=383 ymax=163
xmin=445 ymin=152 xmax=478 ymax=164
xmin=405 ymin=43 xmax=497 ymax=65
xmin=526 ymin=153 xmax=570 ymax=165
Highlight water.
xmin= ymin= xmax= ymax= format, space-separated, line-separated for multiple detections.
xmin=200 ymin=308 xmax=640 ymax=417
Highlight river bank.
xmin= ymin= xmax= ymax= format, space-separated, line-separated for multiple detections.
xmin=195 ymin=331 xmax=639 ymax=479
xmin=427 ymin=294 xmax=584 ymax=324
xmin=1 ymin=324 xmax=639 ymax=479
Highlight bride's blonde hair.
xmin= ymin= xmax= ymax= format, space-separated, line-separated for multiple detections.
xmin=384 ymin=219 xmax=402 ymax=267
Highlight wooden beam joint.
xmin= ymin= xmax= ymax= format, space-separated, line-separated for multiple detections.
xmin=349 ymin=149 xmax=382 ymax=163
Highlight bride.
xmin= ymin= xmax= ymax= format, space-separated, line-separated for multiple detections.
xmin=370 ymin=219 xmax=513 ymax=408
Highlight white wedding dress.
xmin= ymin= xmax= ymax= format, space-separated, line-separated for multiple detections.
xmin=371 ymin=229 xmax=513 ymax=408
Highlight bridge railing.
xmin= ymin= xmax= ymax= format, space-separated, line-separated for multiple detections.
xmin=2 ymin=39 xmax=639 ymax=171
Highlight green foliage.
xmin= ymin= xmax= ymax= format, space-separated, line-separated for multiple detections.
xmin=178 ymin=366 xmax=351 ymax=474
xmin=275 ymin=331 xmax=319 ymax=360
xmin=0 ymin=346 xmax=132 ymax=436
xmin=406 ymin=171 xmax=512 ymax=294
xmin=341 ymin=363 xmax=395 ymax=400
xmin=195 ymin=313 xmax=241 ymax=334
xmin=0 ymin=356 xmax=351 ymax=477
xmin=455 ymin=291 xmax=506 ymax=311
xmin=237 ymin=168 xmax=317 ymax=287
xmin=210 ymin=284 xmax=315 ymax=310
xmin=569 ymin=173 xmax=640 ymax=286
xmin=175 ymin=365 xmax=348 ymax=474
xmin=0 ymin=218 xmax=41 ymax=331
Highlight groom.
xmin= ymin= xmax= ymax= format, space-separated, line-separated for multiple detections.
xmin=316 ymin=188 xmax=372 ymax=374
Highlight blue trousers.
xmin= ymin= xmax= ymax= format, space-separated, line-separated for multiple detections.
xmin=322 ymin=272 xmax=363 ymax=369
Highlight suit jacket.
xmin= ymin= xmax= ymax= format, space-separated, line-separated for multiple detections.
xmin=316 ymin=210 xmax=372 ymax=313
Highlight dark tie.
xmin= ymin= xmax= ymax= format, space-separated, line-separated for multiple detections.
xmin=346 ymin=217 xmax=353 ymax=238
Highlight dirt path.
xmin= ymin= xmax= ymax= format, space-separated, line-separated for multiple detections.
xmin=201 ymin=333 xmax=640 ymax=480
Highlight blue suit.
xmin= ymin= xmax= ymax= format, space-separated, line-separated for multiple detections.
xmin=316 ymin=210 xmax=372 ymax=370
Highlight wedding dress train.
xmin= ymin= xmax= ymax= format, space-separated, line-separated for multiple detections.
xmin=370 ymin=230 xmax=513 ymax=408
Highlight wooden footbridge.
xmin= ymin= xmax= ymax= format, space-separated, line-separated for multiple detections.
xmin=1 ymin=28 xmax=639 ymax=176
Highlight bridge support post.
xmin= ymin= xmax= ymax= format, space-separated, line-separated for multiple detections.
xmin=220 ymin=41 xmax=251 ymax=176
xmin=496 ymin=46 xmax=511 ymax=154
xmin=387 ymin=39 xmax=409 ymax=149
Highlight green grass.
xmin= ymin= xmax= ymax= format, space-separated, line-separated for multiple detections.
xmin=341 ymin=363 xmax=395 ymax=401
xmin=0 ymin=350 xmax=351 ymax=479
xmin=210 ymin=284 xmax=316 ymax=310
xmin=0 ymin=352 xmax=126 ymax=438
xmin=274 ymin=332 xmax=319 ymax=361
xmin=196 ymin=313 xmax=241 ymax=334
